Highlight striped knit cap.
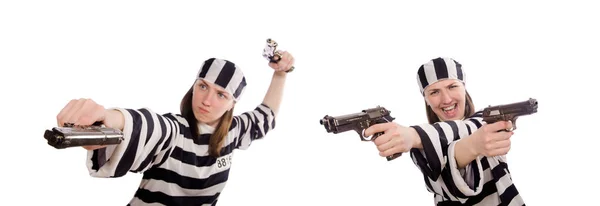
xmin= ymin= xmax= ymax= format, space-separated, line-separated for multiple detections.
xmin=417 ymin=57 xmax=465 ymax=95
xmin=196 ymin=58 xmax=247 ymax=102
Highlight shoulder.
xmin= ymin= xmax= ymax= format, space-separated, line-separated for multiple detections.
xmin=160 ymin=112 xmax=193 ymax=129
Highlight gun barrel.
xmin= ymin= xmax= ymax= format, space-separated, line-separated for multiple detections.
xmin=44 ymin=125 xmax=124 ymax=149
xmin=482 ymin=98 xmax=538 ymax=129
xmin=484 ymin=98 xmax=537 ymax=116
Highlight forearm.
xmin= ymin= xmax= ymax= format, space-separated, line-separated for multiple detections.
xmin=261 ymin=71 xmax=287 ymax=116
xmin=454 ymin=136 xmax=479 ymax=169
xmin=409 ymin=127 xmax=479 ymax=169
xmin=88 ymin=108 xmax=179 ymax=177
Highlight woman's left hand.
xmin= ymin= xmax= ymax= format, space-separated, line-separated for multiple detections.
xmin=268 ymin=50 xmax=295 ymax=73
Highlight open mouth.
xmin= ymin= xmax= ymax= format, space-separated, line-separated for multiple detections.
xmin=441 ymin=103 xmax=457 ymax=117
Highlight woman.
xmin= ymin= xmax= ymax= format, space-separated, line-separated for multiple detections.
xmin=55 ymin=51 xmax=295 ymax=205
xmin=364 ymin=57 xmax=525 ymax=205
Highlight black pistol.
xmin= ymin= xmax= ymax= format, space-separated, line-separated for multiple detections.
xmin=482 ymin=98 xmax=539 ymax=131
xmin=320 ymin=106 xmax=402 ymax=161
xmin=43 ymin=122 xmax=124 ymax=149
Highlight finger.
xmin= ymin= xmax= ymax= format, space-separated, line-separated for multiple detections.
xmin=274 ymin=50 xmax=285 ymax=70
xmin=488 ymin=131 xmax=511 ymax=143
xmin=77 ymin=103 xmax=105 ymax=126
xmin=278 ymin=51 xmax=291 ymax=69
xmin=62 ymin=99 xmax=87 ymax=125
xmin=74 ymin=99 xmax=99 ymax=126
xmin=373 ymin=132 xmax=392 ymax=146
xmin=488 ymin=145 xmax=511 ymax=156
xmin=491 ymin=139 xmax=511 ymax=150
xmin=289 ymin=56 xmax=295 ymax=70
xmin=83 ymin=145 xmax=108 ymax=150
xmin=285 ymin=54 xmax=294 ymax=71
xmin=380 ymin=146 xmax=405 ymax=157
xmin=269 ymin=62 xmax=278 ymax=69
xmin=364 ymin=123 xmax=391 ymax=137
xmin=57 ymin=99 xmax=78 ymax=126
xmin=376 ymin=135 xmax=397 ymax=152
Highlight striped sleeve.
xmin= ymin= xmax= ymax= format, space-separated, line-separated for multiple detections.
xmin=86 ymin=107 xmax=181 ymax=178
xmin=409 ymin=111 xmax=487 ymax=200
xmin=232 ymin=103 xmax=276 ymax=150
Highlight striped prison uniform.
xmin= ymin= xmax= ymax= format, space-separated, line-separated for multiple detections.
xmin=409 ymin=110 xmax=526 ymax=206
xmin=85 ymin=103 xmax=276 ymax=206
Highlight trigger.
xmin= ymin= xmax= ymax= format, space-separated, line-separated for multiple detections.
xmin=360 ymin=129 xmax=372 ymax=141
xmin=508 ymin=119 xmax=516 ymax=131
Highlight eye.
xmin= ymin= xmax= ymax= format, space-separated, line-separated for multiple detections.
xmin=199 ymin=83 xmax=207 ymax=90
xmin=217 ymin=92 xmax=228 ymax=99
xmin=449 ymin=84 xmax=458 ymax=89
xmin=429 ymin=90 xmax=439 ymax=96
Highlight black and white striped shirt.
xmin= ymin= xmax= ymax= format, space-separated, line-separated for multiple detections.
xmin=409 ymin=111 xmax=526 ymax=206
xmin=86 ymin=103 xmax=276 ymax=206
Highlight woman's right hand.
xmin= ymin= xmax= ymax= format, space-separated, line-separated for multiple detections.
xmin=469 ymin=121 xmax=514 ymax=157
xmin=56 ymin=98 xmax=109 ymax=150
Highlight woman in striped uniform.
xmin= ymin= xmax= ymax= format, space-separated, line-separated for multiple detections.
xmin=365 ymin=57 xmax=526 ymax=205
xmin=55 ymin=51 xmax=295 ymax=205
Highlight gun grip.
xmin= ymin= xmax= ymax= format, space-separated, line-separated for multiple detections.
xmin=386 ymin=153 xmax=403 ymax=161
xmin=373 ymin=132 xmax=403 ymax=161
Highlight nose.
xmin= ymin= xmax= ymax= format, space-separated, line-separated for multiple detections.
xmin=202 ymin=90 xmax=216 ymax=106
xmin=440 ymin=90 xmax=452 ymax=104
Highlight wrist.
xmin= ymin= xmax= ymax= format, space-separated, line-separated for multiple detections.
xmin=273 ymin=70 xmax=288 ymax=77
xmin=104 ymin=109 xmax=124 ymax=130
xmin=462 ymin=136 xmax=480 ymax=157
xmin=410 ymin=127 xmax=422 ymax=149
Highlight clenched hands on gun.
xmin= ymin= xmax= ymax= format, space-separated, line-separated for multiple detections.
xmin=320 ymin=98 xmax=538 ymax=162
xmin=47 ymin=98 xmax=125 ymax=150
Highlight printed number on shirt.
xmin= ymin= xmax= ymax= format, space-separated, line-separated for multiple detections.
xmin=217 ymin=156 xmax=232 ymax=169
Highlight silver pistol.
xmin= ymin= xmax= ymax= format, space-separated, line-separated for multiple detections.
xmin=262 ymin=38 xmax=281 ymax=63
xmin=262 ymin=38 xmax=295 ymax=73
xmin=44 ymin=122 xmax=124 ymax=149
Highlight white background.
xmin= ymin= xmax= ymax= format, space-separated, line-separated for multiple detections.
xmin=1 ymin=0 xmax=598 ymax=205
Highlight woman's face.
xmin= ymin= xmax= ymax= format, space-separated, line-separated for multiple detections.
xmin=192 ymin=79 xmax=234 ymax=127
xmin=424 ymin=79 xmax=467 ymax=121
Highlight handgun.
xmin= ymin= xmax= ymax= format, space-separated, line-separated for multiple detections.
xmin=262 ymin=38 xmax=295 ymax=72
xmin=43 ymin=122 xmax=124 ymax=149
xmin=482 ymin=98 xmax=538 ymax=131
xmin=319 ymin=106 xmax=402 ymax=161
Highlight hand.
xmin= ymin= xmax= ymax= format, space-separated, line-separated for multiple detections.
xmin=56 ymin=98 xmax=108 ymax=150
xmin=469 ymin=121 xmax=514 ymax=157
xmin=268 ymin=50 xmax=295 ymax=73
xmin=364 ymin=122 xmax=419 ymax=158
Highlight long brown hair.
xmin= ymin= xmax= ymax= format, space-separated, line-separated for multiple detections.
xmin=425 ymin=91 xmax=475 ymax=124
xmin=180 ymin=85 xmax=234 ymax=157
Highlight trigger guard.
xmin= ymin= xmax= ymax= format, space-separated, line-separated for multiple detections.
xmin=360 ymin=129 xmax=373 ymax=141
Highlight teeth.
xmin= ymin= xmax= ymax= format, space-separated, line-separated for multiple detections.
xmin=443 ymin=105 xmax=455 ymax=111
